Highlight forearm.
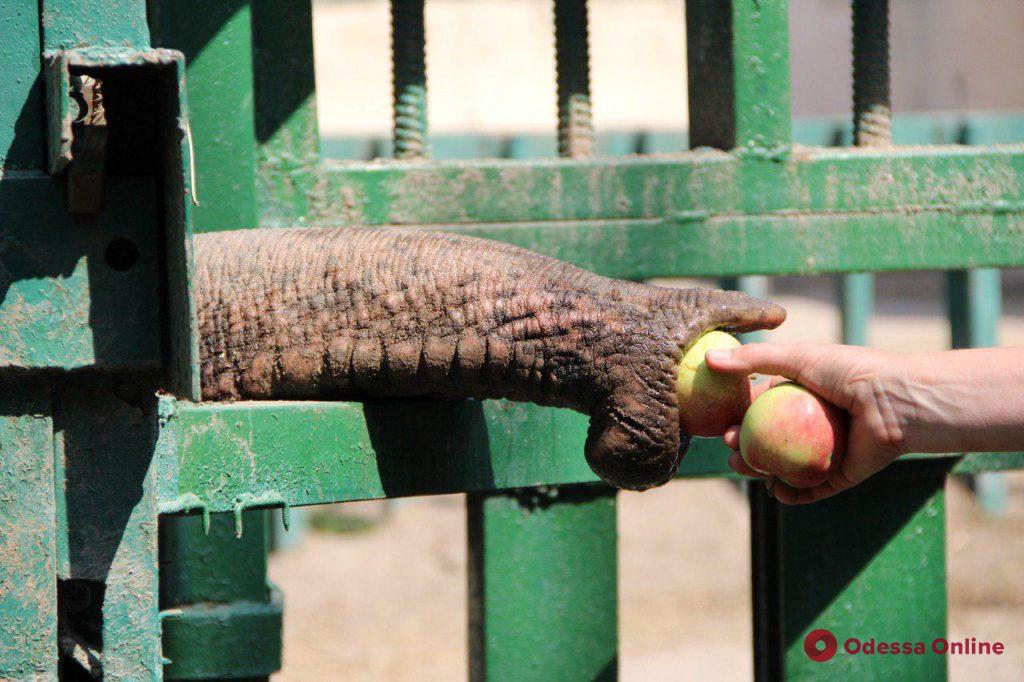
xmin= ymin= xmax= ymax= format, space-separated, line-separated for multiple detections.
xmin=895 ymin=348 xmax=1024 ymax=454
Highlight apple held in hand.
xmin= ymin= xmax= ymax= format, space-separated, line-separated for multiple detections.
xmin=676 ymin=331 xmax=751 ymax=437
xmin=739 ymin=382 xmax=848 ymax=488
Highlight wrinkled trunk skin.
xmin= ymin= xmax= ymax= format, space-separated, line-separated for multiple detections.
xmin=196 ymin=227 xmax=785 ymax=490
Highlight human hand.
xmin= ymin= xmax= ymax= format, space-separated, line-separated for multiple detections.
xmin=705 ymin=343 xmax=911 ymax=504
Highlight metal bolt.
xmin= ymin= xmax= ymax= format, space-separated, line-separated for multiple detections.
xmin=852 ymin=0 xmax=892 ymax=147
xmin=391 ymin=0 xmax=428 ymax=159
xmin=554 ymin=0 xmax=595 ymax=158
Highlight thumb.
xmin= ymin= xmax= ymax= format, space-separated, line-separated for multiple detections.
xmin=705 ymin=343 xmax=812 ymax=383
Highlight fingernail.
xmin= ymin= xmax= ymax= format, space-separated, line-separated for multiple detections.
xmin=705 ymin=348 xmax=732 ymax=362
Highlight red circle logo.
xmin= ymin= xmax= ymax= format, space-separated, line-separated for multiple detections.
xmin=804 ymin=629 xmax=838 ymax=662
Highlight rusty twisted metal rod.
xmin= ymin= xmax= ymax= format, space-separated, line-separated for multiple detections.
xmin=852 ymin=0 xmax=892 ymax=147
xmin=554 ymin=0 xmax=595 ymax=158
xmin=391 ymin=0 xmax=428 ymax=158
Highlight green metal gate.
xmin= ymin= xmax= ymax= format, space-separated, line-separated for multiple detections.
xmin=2 ymin=0 xmax=1023 ymax=679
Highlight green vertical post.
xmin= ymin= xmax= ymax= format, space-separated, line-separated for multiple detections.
xmin=840 ymin=272 xmax=874 ymax=346
xmin=690 ymin=0 xmax=790 ymax=337
xmin=159 ymin=514 xmax=281 ymax=678
xmin=252 ymin=0 xmax=321 ymax=227
xmin=54 ymin=374 xmax=164 ymax=680
xmin=152 ymin=2 xmax=280 ymax=678
xmin=0 ymin=376 xmax=57 ymax=680
xmin=1 ymin=0 xmax=45 ymax=170
xmin=251 ymin=0 xmax=320 ymax=540
xmin=151 ymin=0 xmax=259 ymax=231
xmin=1 ymin=19 xmax=56 ymax=675
xmin=468 ymin=485 xmax=618 ymax=682
xmin=838 ymin=0 xmax=891 ymax=347
xmin=947 ymin=268 xmax=1005 ymax=514
xmin=947 ymin=269 xmax=1001 ymax=350
xmin=751 ymin=461 xmax=949 ymax=680
xmin=686 ymin=0 xmax=792 ymax=152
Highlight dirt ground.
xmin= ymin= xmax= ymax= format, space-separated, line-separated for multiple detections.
xmin=269 ymin=475 xmax=1024 ymax=681
xmin=267 ymin=3 xmax=1024 ymax=679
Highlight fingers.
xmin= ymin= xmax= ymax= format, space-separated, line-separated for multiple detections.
xmin=705 ymin=343 xmax=812 ymax=381
xmin=723 ymin=425 xmax=741 ymax=450
xmin=750 ymin=375 xmax=786 ymax=402
xmin=769 ymin=477 xmax=849 ymax=505
xmin=728 ymin=451 xmax=768 ymax=478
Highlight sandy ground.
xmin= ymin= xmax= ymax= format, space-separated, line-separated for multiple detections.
xmin=266 ymin=3 xmax=1024 ymax=679
xmin=269 ymin=474 xmax=1024 ymax=681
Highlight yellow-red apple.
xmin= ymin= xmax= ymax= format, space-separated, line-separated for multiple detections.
xmin=676 ymin=331 xmax=751 ymax=437
xmin=739 ymin=382 xmax=848 ymax=488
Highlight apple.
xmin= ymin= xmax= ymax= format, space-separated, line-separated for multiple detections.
xmin=739 ymin=382 xmax=848 ymax=488
xmin=676 ymin=331 xmax=751 ymax=437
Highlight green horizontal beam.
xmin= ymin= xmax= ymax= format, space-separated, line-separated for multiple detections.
xmin=249 ymin=145 xmax=1024 ymax=278
xmin=155 ymin=398 xmax=1024 ymax=512
xmin=443 ymin=210 xmax=1024 ymax=279
xmin=305 ymin=145 xmax=1024 ymax=226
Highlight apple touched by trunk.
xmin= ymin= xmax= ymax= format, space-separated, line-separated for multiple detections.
xmin=676 ymin=331 xmax=751 ymax=437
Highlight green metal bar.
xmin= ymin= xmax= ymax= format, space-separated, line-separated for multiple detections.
xmin=686 ymin=0 xmax=792 ymax=152
xmin=39 ymin=0 xmax=149 ymax=51
xmin=840 ymin=272 xmax=874 ymax=345
xmin=469 ymin=7 xmax=612 ymax=679
xmin=160 ymin=513 xmax=281 ymax=679
xmin=318 ymin=146 xmax=1024 ymax=224
xmin=554 ymin=0 xmax=595 ymax=158
xmin=947 ymin=268 xmax=1006 ymax=514
xmin=54 ymin=373 xmax=163 ymax=679
xmin=252 ymin=0 xmax=321 ymax=227
xmin=0 ymin=375 xmax=57 ymax=680
xmin=151 ymin=0 xmax=259 ymax=232
xmin=838 ymin=0 xmax=892 ymax=346
xmin=11 ymin=153 xmax=1024 ymax=366
xmin=0 ymin=0 xmax=45 ymax=170
xmin=152 ymin=2 xmax=279 ymax=677
xmin=468 ymin=485 xmax=617 ymax=681
xmin=154 ymin=397 xmax=1024 ymax=511
xmin=391 ymin=0 xmax=428 ymax=159
xmin=752 ymin=460 xmax=949 ymax=680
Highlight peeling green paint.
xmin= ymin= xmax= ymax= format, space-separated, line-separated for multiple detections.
xmin=0 ymin=375 xmax=57 ymax=680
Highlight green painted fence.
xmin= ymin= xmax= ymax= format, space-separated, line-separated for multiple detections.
xmin=2 ymin=0 xmax=1024 ymax=680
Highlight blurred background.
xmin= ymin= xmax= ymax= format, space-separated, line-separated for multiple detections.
xmin=268 ymin=1 xmax=1024 ymax=679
